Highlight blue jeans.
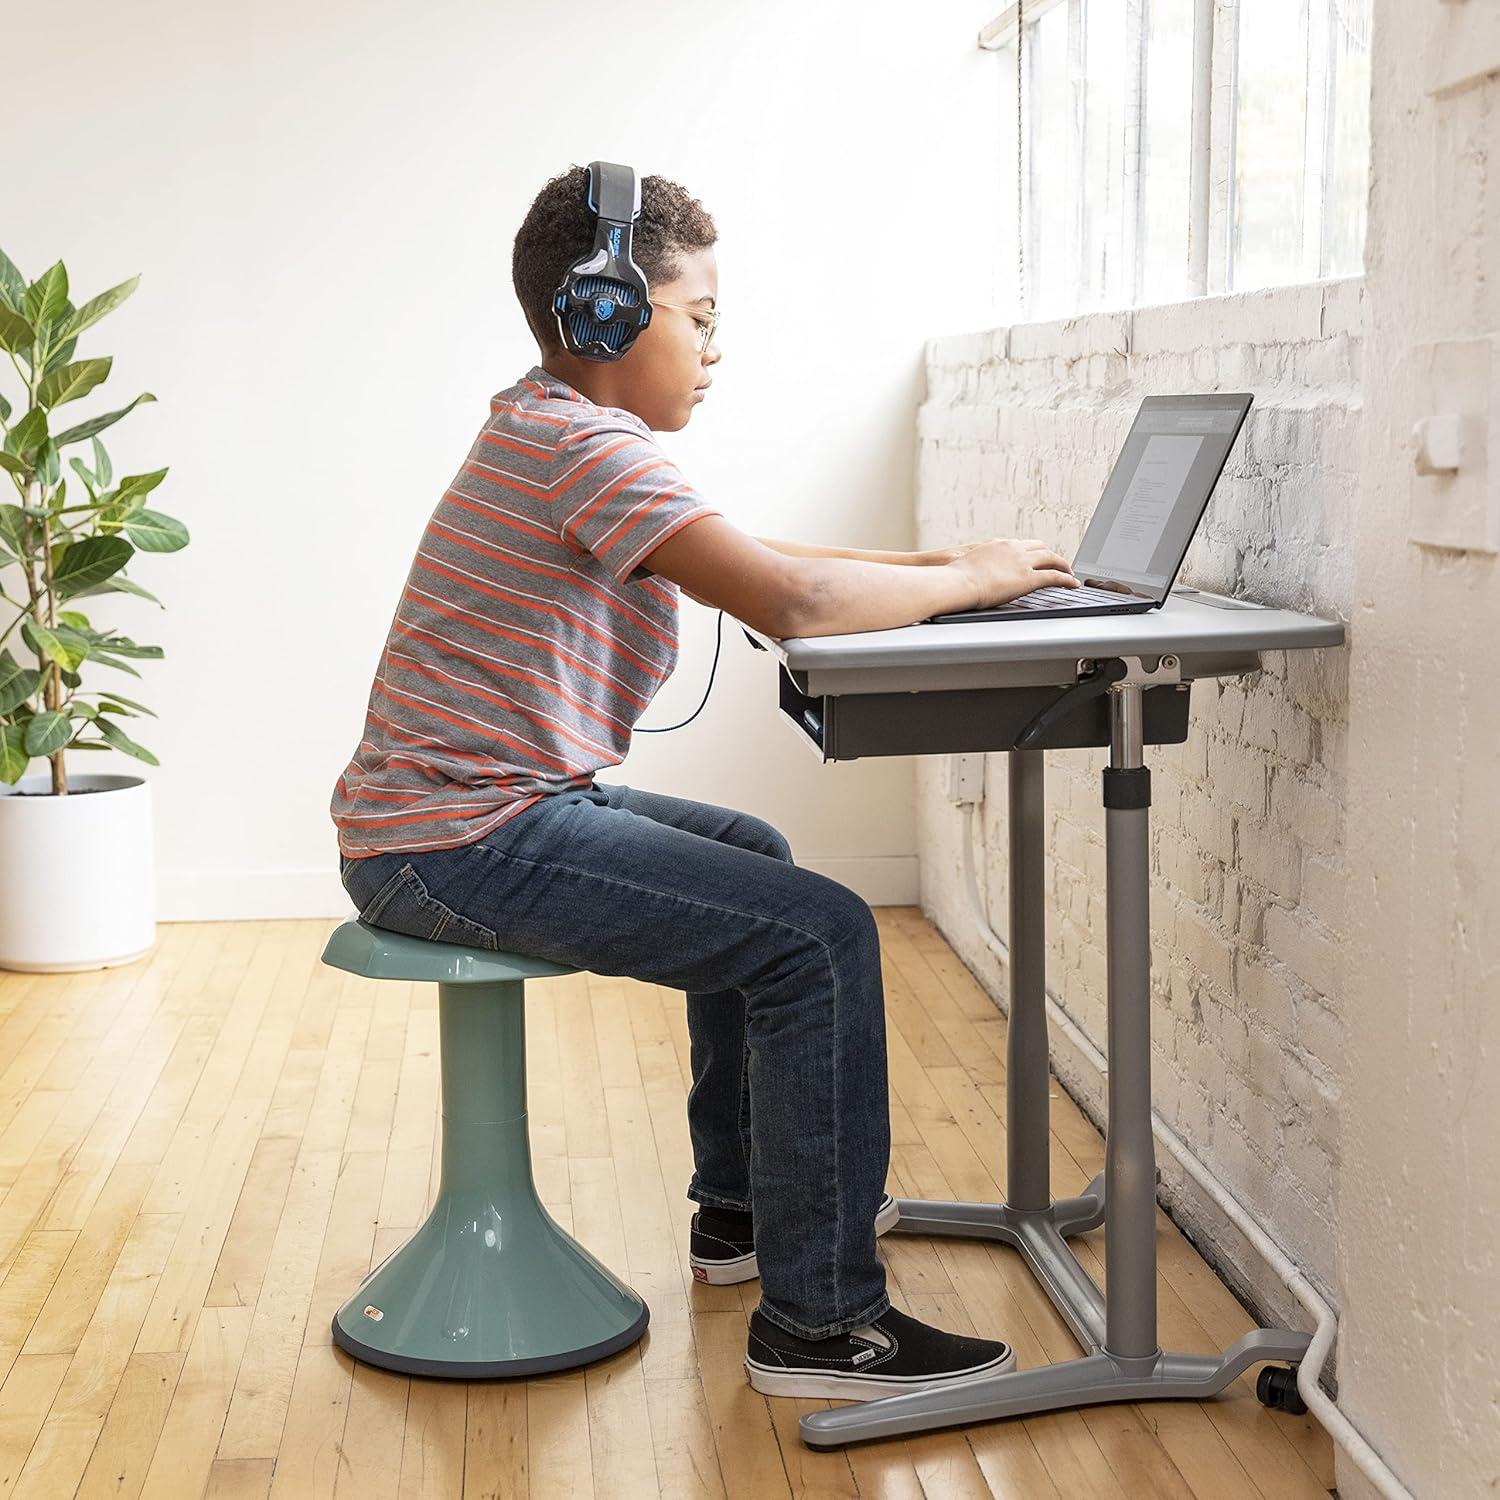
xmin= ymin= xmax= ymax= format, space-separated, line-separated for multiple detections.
xmin=338 ymin=779 xmax=892 ymax=1340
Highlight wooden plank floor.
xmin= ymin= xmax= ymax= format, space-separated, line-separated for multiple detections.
xmin=0 ymin=907 xmax=1335 ymax=1498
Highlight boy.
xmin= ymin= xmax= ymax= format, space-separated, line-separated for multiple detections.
xmin=331 ymin=166 xmax=1078 ymax=1398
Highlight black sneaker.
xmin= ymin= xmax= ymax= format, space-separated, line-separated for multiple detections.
xmin=744 ymin=1304 xmax=1016 ymax=1399
xmin=689 ymin=1194 xmax=901 ymax=1286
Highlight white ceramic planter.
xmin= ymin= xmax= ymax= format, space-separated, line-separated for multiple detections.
xmin=0 ymin=771 xmax=157 ymax=973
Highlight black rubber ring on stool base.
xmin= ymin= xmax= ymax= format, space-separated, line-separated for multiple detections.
xmin=330 ymin=1301 xmax=650 ymax=1379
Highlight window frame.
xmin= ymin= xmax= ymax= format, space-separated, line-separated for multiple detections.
xmin=979 ymin=0 xmax=1367 ymax=320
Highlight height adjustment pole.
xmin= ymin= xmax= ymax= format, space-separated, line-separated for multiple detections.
xmin=1103 ymin=673 xmax=1161 ymax=1364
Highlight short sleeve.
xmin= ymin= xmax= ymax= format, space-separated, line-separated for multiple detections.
xmin=552 ymin=419 xmax=721 ymax=584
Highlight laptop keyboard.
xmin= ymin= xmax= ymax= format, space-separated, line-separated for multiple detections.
xmin=992 ymin=584 xmax=1142 ymax=612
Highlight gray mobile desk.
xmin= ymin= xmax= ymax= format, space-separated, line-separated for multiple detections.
xmin=743 ymin=586 xmax=1345 ymax=1449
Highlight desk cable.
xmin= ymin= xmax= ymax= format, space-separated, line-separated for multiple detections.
xmin=960 ymin=797 xmax=1411 ymax=1500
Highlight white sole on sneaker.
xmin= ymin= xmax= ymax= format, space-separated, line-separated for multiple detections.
xmin=690 ymin=1195 xmax=903 ymax=1287
xmin=744 ymin=1345 xmax=1016 ymax=1400
xmin=690 ymin=1248 xmax=757 ymax=1285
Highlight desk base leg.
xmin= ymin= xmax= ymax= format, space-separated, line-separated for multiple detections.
xmin=798 ymin=1328 xmax=1313 ymax=1449
xmin=888 ymin=1177 xmax=1106 ymax=1351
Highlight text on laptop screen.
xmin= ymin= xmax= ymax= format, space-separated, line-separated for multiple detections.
xmin=1072 ymin=396 xmax=1251 ymax=602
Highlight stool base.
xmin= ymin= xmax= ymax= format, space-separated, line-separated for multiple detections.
xmin=332 ymin=1185 xmax=650 ymax=1379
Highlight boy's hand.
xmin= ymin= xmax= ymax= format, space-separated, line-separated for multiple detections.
xmin=917 ymin=537 xmax=1021 ymax=566
xmin=948 ymin=538 xmax=1080 ymax=608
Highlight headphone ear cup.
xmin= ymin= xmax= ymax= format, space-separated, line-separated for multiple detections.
xmin=552 ymin=161 xmax=650 ymax=361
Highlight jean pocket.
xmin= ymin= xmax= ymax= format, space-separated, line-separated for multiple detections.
xmin=356 ymin=861 xmax=502 ymax=951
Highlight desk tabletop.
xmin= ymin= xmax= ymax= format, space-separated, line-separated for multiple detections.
xmin=750 ymin=588 xmax=1345 ymax=677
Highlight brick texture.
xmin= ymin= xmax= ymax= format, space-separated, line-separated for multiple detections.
xmin=914 ymin=279 xmax=1360 ymax=1319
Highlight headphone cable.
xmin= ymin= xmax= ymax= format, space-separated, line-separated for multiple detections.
xmin=635 ymin=607 xmax=725 ymax=732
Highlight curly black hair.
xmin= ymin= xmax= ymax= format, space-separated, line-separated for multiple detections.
xmin=511 ymin=164 xmax=718 ymax=353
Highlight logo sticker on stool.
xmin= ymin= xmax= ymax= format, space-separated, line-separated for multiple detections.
xmin=363 ymin=1304 xmax=385 ymax=1321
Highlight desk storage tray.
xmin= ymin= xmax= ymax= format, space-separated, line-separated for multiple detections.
xmin=779 ymin=668 xmax=1192 ymax=761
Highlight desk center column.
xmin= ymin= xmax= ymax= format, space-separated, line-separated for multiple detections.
xmin=1103 ymin=680 xmax=1162 ymax=1364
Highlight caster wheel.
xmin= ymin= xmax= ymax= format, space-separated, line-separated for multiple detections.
xmin=1257 ymin=1364 xmax=1308 ymax=1415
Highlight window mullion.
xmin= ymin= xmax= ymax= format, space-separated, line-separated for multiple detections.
xmin=1301 ymin=0 xmax=1331 ymax=279
xmin=1066 ymin=0 xmax=1086 ymax=308
xmin=1208 ymin=0 xmax=1240 ymax=294
xmin=1123 ymin=0 xmax=1147 ymax=304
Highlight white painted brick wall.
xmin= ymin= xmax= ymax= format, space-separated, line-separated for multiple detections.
xmin=914 ymin=279 xmax=1361 ymax=1324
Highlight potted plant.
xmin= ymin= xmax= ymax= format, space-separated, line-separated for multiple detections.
xmin=0 ymin=250 xmax=188 ymax=972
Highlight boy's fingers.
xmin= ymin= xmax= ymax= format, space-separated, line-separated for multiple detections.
xmin=1028 ymin=550 xmax=1074 ymax=573
xmin=1034 ymin=569 xmax=1081 ymax=588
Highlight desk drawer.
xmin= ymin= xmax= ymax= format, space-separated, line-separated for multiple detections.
xmin=779 ymin=668 xmax=1191 ymax=761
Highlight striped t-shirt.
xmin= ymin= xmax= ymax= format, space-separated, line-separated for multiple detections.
xmin=331 ymin=364 xmax=721 ymax=859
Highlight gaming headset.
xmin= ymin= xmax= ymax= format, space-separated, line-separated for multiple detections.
xmin=552 ymin=161 xmax=654 ymax=361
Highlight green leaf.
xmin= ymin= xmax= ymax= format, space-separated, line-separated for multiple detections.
xmin=116 ymin=467 xmax=167 ymax=500
xmin=23 ymin=709 xmax=70 ymax=757
xmin=60 ymin=667 xmax=81 ymax=689
xmin=22 ymin=262 xmax=68 ymax=331
xmin=37 ymin=444 xmax=60 ymax=488
xmin=67 ymin=572 xmax=162 ymax=606
xmin=0 ymin=652 xmax=43 ymax=714
xmin=96 ymin=691 xmax=157 ymax=717
xmin=122 ymin=508 xmax=188 ymax=553
xmin=0 ymin=451 xmax=27 ymax=476
xmin=55 ymin=275 xmax=139 ymax=344
xmin=91 ymin=437 xmax=111 ymax=487
xmin=52 ymin=392 xmax=155 ymax=448
xmin=41 ymin=336 xmax=78 ymax=375
xmin=0 ymin=389 xmax=10 ymax=422
xmin=21 ymin=618 xmax=85 ymax=670
xmin=52 ymin=535 xmax=134 ymax=599
xmin=0 ymin=304 xmax=34 ymax=354
xmin=95 ymin=715 xmax=158 ymax=765
xmin=68 ymin=456 xmax=98 ymax=496
xmin=37 ymin=357 xmax=112 ymax=410
xmin=0 ymin=722 xmax=29 ymax=783
xmin=57 ymin=609 xmax=90 ymax=630
xmin=4 ymin=407 xmax=46 ymax=461
xmin=0 ymin=506 xmax=28 ymax=551
xmin=88 ymin=652 xmax=141 ymax=678
xmin=0 ymin=249 xmax=25 ymax=313
xmin=91 ymin=635 xmax=161 ymax=660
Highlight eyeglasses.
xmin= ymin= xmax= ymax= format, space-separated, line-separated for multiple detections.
xmin=651 ymin=300 xmax=719 ymax=354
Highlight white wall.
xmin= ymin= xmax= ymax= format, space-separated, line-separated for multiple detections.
xmin=1338 ymin=4 xmax=1500 ymax=1494
xmin=4 ymin=0 xmax=1007 ymax=919
xmin=915 ymin=280 xmax=1362 ymax=1329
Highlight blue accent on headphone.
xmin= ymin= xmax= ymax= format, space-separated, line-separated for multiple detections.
xmin=552 ymin=162 xmax=652 ymax=362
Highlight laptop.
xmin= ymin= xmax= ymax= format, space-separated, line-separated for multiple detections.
xmin=925 ymin=392 xmax=1254 ymax=624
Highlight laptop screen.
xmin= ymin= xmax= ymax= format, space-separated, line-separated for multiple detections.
xmin=1072 ymin=393 xmax=1252 ymax=604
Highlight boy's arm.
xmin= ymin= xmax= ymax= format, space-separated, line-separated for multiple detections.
xmin=754 ymin=536 xmax=945 ymax=567
xmin=650 ymin=519 xmax=1075 ymax=635
xmin=674 ymin=538 xmax=957 ymax=606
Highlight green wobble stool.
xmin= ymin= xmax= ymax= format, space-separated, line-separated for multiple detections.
xmin=320 ymin=919 xmax=650 ymax=1376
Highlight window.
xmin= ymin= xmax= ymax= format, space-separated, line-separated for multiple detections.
xmin=982 ymin=0 xmax=1372 ymax=322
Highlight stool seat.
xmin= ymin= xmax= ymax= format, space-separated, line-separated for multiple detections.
xmin=320 ymin=918 xmax=648 ymax=1378
xmin=322 ymin=919 xmax=581 ymax=985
